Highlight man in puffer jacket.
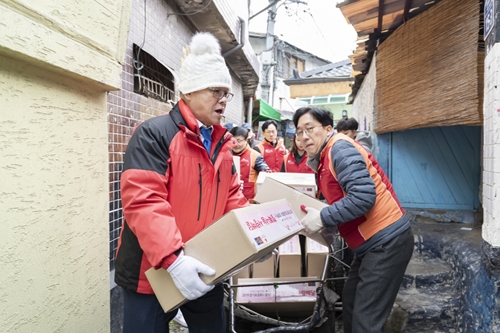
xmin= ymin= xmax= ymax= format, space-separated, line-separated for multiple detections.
xmin=115 ymin=32 xmax=248 ymax=333
xmin=295 ymin=107 xmax=414 ymax=333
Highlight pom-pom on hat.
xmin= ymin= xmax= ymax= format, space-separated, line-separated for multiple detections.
xmin=178 ymin=32 xmax=232 ymax=94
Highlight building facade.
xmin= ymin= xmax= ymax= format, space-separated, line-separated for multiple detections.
xmin=0 ymin=0 xmax=132 ymax=331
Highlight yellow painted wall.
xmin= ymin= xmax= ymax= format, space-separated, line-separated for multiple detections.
xmin=0 ymin=0 xmax=130 ymax=90
xmin=289 ymin=81 xmax=352 ymax=98
xmin=0 ymin=0 xmax=131 ymax=331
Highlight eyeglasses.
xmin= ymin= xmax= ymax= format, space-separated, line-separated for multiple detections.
xmin=208 ymin=88 xmax=234 ymax=102
xmin=235 ymin=138 xmax=247 ymax=144
xmin=264 ymin=130 xmax=277 ymax=135
xmin=295 ymin=125 xmax=323 ymax=138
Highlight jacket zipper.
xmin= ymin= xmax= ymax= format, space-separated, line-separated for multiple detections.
xmin=212 ymin=169 xmax=220 ymax=219
xmin=197 ymin=163 xmax=202 ymax=221
xmin=211 ymin=135 xmax=231 ymax=164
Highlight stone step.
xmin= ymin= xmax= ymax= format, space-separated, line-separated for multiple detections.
xmin=401 ymin=256 xmax=454 ymax=291
xmin=386 ymin=255 xmax=458 ymax=332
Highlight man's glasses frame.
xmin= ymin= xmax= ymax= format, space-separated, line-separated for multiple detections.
xmin=295 ymin=125 xmax=324 ymax=138
xmin=208 ymin=88 xmax=234 ymax=102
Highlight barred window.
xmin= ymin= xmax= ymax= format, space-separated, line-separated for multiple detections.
xmin=133 ymin=44 xmax=175 ymax=103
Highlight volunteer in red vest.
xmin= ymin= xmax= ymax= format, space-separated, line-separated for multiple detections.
xmin=294 ymin=106 xmax=414 ymax=333
xmin=280 ymin=134 xmax=313 ymax=173
xmin=115 ymin=32 xmax=248 ymax=333
xmin=229 ymin=126 xmax=270 ymax=201
xmin=254 ymin=119 xmax=286 ymax=172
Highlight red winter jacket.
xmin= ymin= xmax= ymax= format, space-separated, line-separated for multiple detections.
xmin=255 ymin=140 xmax=286 ymax=172
xmin=281 ymin=152 xmax=313 ymax=173
xmin=115 ymin=100 xmax=248 ymax=294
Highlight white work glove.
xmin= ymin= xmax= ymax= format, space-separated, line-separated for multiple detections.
xmin=299 ymin=205 xmax=324 ymax=234
xmin=167 ymin=251 xmax=216 ymax=300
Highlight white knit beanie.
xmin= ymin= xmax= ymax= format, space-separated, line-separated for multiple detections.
xmin=178 ymin=32 xmax=232 ymax=94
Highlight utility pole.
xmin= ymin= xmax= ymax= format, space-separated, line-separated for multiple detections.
xmin=260 ymin=0 xmax=277 ymax=104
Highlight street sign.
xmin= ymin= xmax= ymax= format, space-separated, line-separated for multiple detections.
xmin=485 ymin=0 xmax=495 ymax=40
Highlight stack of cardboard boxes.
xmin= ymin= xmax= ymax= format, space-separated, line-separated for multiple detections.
xmin=146 ymin=199 xmax=304 ymax=313
xmin=145 ymin=175 xmax=331 ymax=319
xmin=234 ymin=177 xmax=332 ymax=317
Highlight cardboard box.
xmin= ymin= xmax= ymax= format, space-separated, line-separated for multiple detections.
xmin=232 ymin=264 xmax=251 ymax=284
xmin=256 ymin=172 xmax=317 ymax=197
xmin=306 ymin=238 xmax=329 ymax=279
xmin=236 ymin=277 xmax=319 ymax=318
xmin=145 ymin=199 xmax=303 ymax=313
xmin=254 ymin=177 xmax=334 ymax=248
xmin=278 ymin=235 xmax=301 ymax=278
xmin=252 ymin=252 xmax=277 ymax=278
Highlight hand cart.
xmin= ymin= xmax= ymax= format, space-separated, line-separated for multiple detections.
xmin=224 ymin=228 xmax=350 ymax=333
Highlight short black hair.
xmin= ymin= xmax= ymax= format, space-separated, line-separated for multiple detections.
xmin=336 ymin=118 xmax=348 ymax=131
xmin=336 ymin=117 xmax=358 ymax=131
xmin=229 ymin=126 xmax=248 ymax=138
xmin=293 ymin=107 xmax=333 ymax=128
xmin=261 ymin=120 xmax=278 ymax=132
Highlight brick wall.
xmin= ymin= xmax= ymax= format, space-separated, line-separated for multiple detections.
xmin=108 ymin=0 xmax=246 ymax=273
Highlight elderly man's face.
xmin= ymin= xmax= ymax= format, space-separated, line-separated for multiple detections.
xmin=184 ymin=87 xmax=229 ymax=126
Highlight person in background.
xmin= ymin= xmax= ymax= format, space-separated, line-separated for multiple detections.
xmin=229 ymin=126 xmax=270 ymax=201
xmin=295 ymin=107 xmax=413 ymax=333
xmin=240 ymin=123 xmax=256 ymax=148
xmin=336 ymin=117 xmax=357 ymax=139
xmin=336 ymin=117 xmax=373 ymax=153
xmin=223 ymin=122 xmax=238 ymax=131
xmin=254 ymin=119 xmax=286 ymax=172
xmin=281 ymin=134 xmax=313 ymax=173
xmin=115 ymin=32 xmax=248 ymax=333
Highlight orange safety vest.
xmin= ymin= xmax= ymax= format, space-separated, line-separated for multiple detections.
xmin=233 ymin=146 xmax=261 ymax=200
xmin=317 ymin=134 xmax=405 ymax=250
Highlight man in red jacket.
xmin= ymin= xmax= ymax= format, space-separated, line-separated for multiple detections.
xmin=254 ymin=119 xmax=287 ymax=171
xmin=229 ymin=126 xmax=270 ymax=201
xmin=115 ymin=32 xmax=248 ymax=333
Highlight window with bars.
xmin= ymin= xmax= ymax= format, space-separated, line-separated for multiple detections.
xmin=133 ymin=44 xmax=175 ymax=103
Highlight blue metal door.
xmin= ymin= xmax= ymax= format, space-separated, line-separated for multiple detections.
xmin=378 ymin=126 xmax=481 ymax=210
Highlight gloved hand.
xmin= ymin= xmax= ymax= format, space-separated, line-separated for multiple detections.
xmin=167 ymin=251 xmax=216 ymax=300
xmin=299 ymin=205 xmax=324 ymax=234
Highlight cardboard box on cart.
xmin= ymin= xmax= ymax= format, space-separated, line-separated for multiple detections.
xmin=145 ymin=199 xmax=303 ymax=313
xmin=278 ymin=235 xmax=302 ymax=278
xmin=236 ymin=277 xmax=319 ymax=318
xmin=306 ymin=238 xmax=329 ymax=278
xmin=255 ymin=172 xmax=317 ymax=197
xmin=254 ymin=177 xmax=332 ymax=248
xmin=252 ymin=251 xmax=277 ymax=278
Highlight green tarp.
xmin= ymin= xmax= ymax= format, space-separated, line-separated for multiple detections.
xmin=254 ymin=99 xmax=281 ymax=122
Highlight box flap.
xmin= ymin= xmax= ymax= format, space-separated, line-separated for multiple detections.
xmin=254 ymin=177 xmax=334 ymax=247
xmin=256 ymin=172 xmax=316 ymax=188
